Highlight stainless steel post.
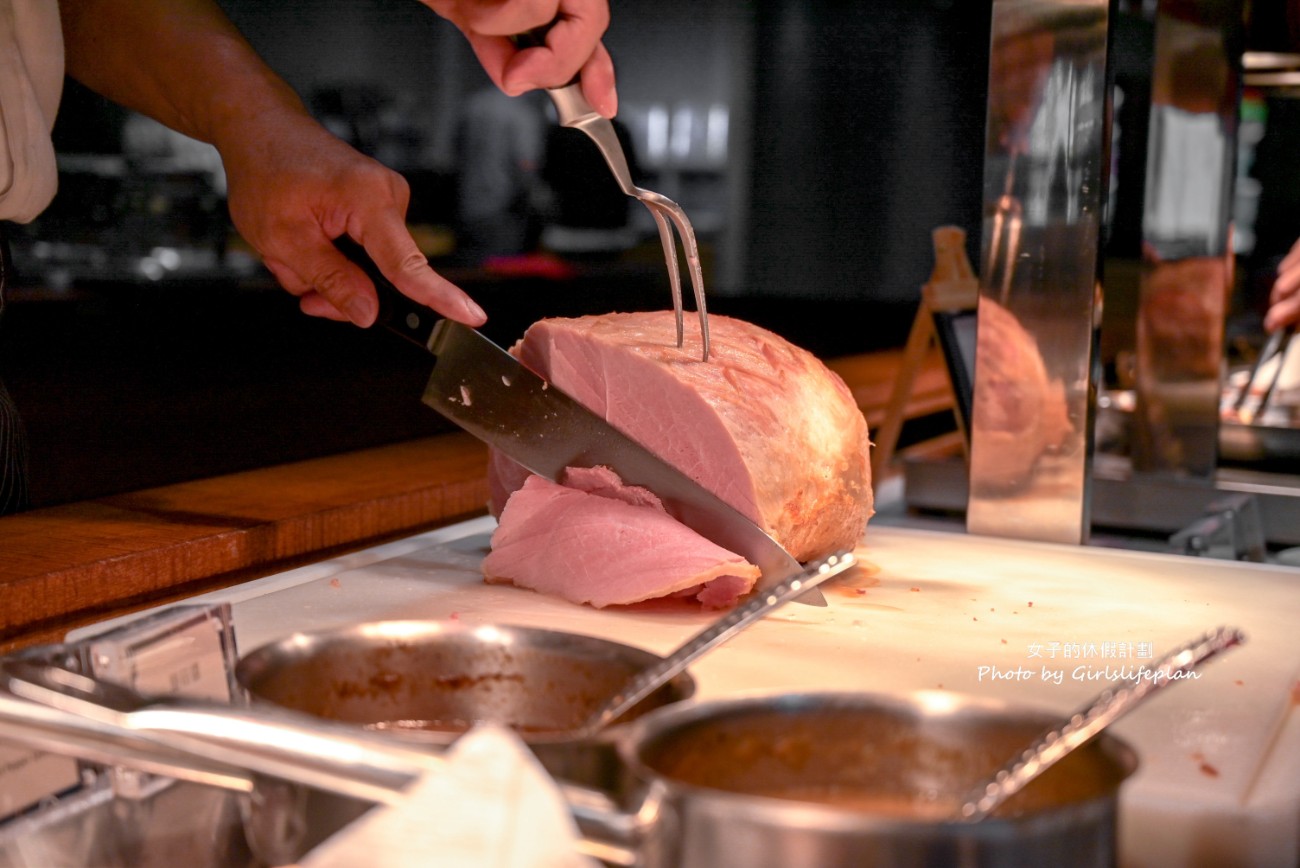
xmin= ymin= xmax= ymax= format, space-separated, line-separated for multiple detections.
xmin=1130 ymin=1 xmax=1241 ymax=478
xmin=967 ymin=0 xmax=1113 ymax=544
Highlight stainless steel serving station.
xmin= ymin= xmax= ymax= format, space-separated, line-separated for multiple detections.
xmin=907 ymin=0 xmax=1300 ymax=557
xmin=0 ymin=515 xmax=1292 ymax=866
xmin=0 ymin=1 xmax=1297 ymax=865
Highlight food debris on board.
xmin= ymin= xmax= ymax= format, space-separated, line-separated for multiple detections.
xmin=1191 ymin=752 xmax=1221 ymax=778
xmin=827 ymin=552 xmax=881 ymax=598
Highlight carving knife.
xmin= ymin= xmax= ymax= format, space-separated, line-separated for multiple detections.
xmin=341 ymin=240 xmax=826 ymax=606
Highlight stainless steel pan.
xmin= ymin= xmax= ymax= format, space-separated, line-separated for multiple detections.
xmin=234 ymin=620 xmax=696 ymax=788
xmin=1 ymin=669 xmax=1136 ymax=868
xmin=581 ymin=691 xmax=1138 ymax=868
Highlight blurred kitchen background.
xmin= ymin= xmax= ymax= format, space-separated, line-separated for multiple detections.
xmin=2 ymin=0 xmax=1298 ymax=510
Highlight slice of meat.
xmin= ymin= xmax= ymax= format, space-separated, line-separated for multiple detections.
xmin=488 ymin=311 xmax=873 ymax=564
xmin=560 ymin=465 xmax=664 ymax=510
xmin=482 ymin=474 xmax=760 ymax=608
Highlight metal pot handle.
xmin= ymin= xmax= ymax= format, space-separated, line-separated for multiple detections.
xmin=1 ymin=659 xmax=442 ymax=805
xmin=0 ymin=688 xmax=257 ymax=794
xmin=3 ymin=659 xmax=658 ymax=864
xmin=560 ymin=779 xmax=662 ymax=868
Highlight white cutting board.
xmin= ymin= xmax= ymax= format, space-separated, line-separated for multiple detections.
xmin=78 ymin=520 xmax=1300 ymax=868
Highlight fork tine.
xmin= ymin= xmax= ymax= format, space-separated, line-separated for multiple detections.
xmin=644 ymin=203 xmax=685 ymax=351
xmin=539 ymin=83 xmax=710 ymax=360
xmin=656 ymin=201 xmax=710 ymax=362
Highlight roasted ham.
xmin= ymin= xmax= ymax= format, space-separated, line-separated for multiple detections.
xmin=484 ymin=311 xmax=873 ymax=607
xmin=482 ymin=470 xmax=762 ymax=608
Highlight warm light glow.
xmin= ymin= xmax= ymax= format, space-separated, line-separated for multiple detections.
xmin=913 ymin=690 xmax=962 ymax=715
xmin=1244 ymin=72 xmax=1300 ymax=87
xmin=362 ymin=621 xmax=435 ymax=641
xmin=471 ymin=624 xmax=509 ymax=645
xmin=1243 ymin=52 xmax=1300 ymax=70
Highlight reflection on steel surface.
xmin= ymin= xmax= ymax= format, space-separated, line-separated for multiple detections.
xmin=1132 ymin=2 xmax=1242 ymax=477
xmin=967 ymin=0 xmax=1112 ymax=544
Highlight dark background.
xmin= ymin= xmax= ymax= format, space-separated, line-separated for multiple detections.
xmin=3 ymin=0 xmax=1297 ymax=508
xmin=1 ymin=0 xmax=994 ymax=508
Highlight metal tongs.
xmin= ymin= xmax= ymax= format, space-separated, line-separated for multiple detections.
xmin=1231 ymin=325 xmax=1295 ymax=425
xmin=517 ymin=29 xmax=710 ymax=361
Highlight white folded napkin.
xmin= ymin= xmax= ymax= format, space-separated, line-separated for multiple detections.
xmin=300 ymin=724 xmax=598 ymax=868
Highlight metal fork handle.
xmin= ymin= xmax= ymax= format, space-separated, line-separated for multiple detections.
xmin=548 ymin=82 xmax=599 ymax=127
xmin=511 ymin=23 xmax=628 ymax=168
xmin=515 ymin=24 xmax=710 ymax=362
xmin=548 ymin=84 xmax=637 ymax=196
xmin=543 ymin=84 xmax=711 ymax=362
xmin=508 ymin=24 xmax=630 ymax=183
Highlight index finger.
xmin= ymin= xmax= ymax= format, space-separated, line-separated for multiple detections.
xmin=577 ymin=42 xmax=616 ymax=117
xmin=1264 ymin=292 xmax=1300 ymax=332
xmin=357 ymin=218 xmax=487 ymax=326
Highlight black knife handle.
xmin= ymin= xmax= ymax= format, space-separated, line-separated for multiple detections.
xmin=333 ymin=236 xmax=441 ymax=351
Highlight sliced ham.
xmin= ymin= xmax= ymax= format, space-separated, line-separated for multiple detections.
xmin=482 ymin=474 xmax=761 ymax=608
xmin=484 ymin=310 xmax=873 ymax=607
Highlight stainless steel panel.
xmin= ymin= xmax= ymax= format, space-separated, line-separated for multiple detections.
xmin=1131 ymin=1 xmax=1242 ymax=477
xmin=967 ymin=0 xmax=1112 ymax=544
xmin=904 ymin=453 xmax=1300 ymax=548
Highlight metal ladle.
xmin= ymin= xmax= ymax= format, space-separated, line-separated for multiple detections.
xmin=572 ymin=549 xmax=858 ymax=738
xmin=956 ymin=625 xmax=1246 ymax=822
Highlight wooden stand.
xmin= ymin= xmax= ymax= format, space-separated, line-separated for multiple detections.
xmin=870 ymin=226 xmax=980 ymax=481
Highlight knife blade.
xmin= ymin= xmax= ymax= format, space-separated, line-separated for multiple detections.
xmin=341 ymin=240 xmax=826 ymax=606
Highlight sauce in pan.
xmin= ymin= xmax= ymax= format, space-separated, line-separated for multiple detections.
xmin=753 ymin=786 xmax=957 ymax=821
xmin=364 ymin=718 xmax=567 ymax=735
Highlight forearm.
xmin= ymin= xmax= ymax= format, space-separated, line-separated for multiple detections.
xmin=59 ymin=0 xmax=310 ymax=152
xmin=58 ymin=0 xmax=489 ymax=329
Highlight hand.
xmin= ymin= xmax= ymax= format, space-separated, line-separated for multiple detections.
xmin=220 ymin=110 xmax=486 ymax=328
xmin=57 ymin=0 xmax=486 ymax=327
xmin=1264 ymin=237 xmax=1300 ymax=332
xmin=420 ymin=0 xmax=616 ymax=117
